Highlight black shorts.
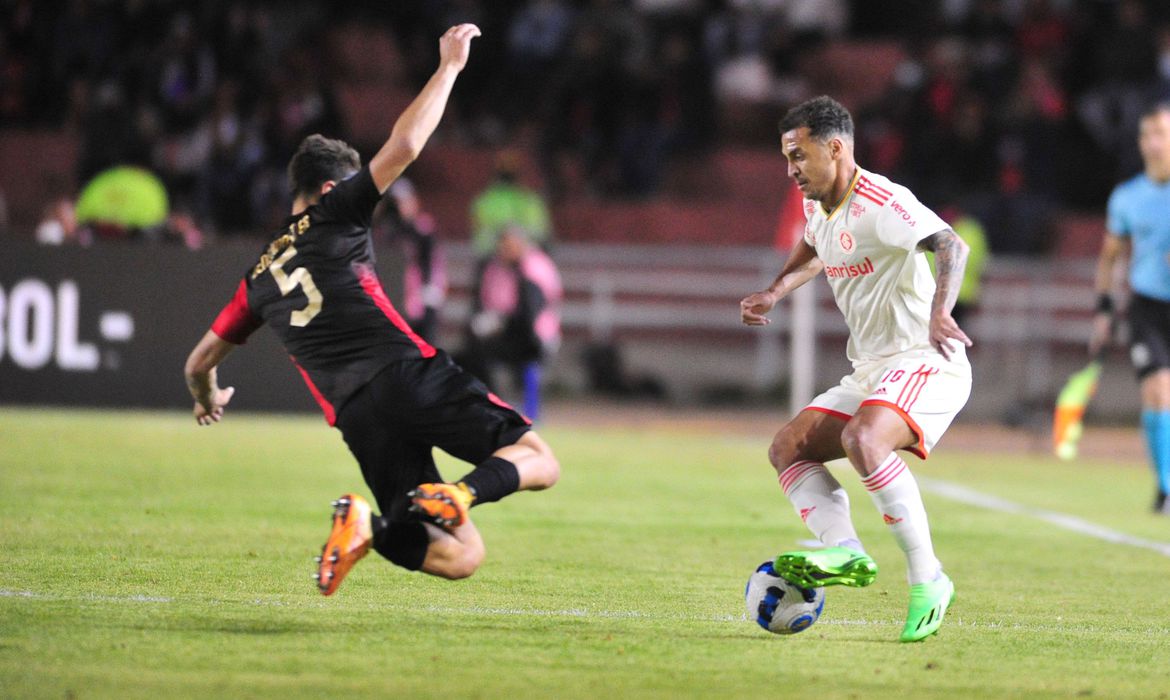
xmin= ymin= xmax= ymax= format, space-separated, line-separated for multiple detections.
xmin=1128 ymin=293 xmax=1170 ymax=379
xmin=335 ymin=350 xmax=530 ymax=563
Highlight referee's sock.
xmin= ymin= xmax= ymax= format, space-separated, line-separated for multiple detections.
xmin=1141 ymin=410 xmax=1170 ymax=495
xmin=457 ymin=456 xmax=520 ymax=506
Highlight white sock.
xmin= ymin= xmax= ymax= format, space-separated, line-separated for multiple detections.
xmin=862 ymin=453 xmax=941 ymax=585
xmin=779 ymin=460 xmax=862 ymax=550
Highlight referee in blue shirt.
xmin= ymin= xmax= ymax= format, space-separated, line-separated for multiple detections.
xmin=1091 ymin=102 xmax=1170 ymax=515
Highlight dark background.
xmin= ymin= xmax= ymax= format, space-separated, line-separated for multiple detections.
xmin=0 ymin=240 xmax=403 ymax=411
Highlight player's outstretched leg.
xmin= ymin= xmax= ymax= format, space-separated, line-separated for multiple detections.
xmin=410 ymin=431 xmax=559 ymax=528
xmin=772 ymin=546 xmax=878 ymax=589
xmin=901 ymin=572 xmax=955 ymax=642
xmin=315 ymin=493 xmax=372 ymax=596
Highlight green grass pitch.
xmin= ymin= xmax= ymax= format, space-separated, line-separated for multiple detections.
xmin=2 ymin=408 xmax=1169 ymax=699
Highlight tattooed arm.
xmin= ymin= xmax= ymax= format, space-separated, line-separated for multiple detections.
xmin=919 ymin=230 xmax=973 ymax=360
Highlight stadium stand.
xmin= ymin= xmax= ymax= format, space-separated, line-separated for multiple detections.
xmin=1 ymin=0 xmax=1164 ymax=422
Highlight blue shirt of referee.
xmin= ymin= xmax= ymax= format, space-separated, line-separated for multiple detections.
xmin=1092 ymin=102 xmax=1170 ymax=514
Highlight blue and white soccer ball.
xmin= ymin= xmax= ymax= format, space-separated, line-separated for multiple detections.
xmin=744 ymin=560 xmax=825 ymax=635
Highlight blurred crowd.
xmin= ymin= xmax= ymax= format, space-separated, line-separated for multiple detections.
xmin=3 ymin=0 xmax=1170 ymax=253
xmin=3 ymin=0 xmax=342 ymax=242
xmin=851 ymin=0 xmax=1170 ymax=252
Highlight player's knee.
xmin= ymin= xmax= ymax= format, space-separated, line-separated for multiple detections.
xmin=768 ymin=434 xmax=798 ymax=471
xmin=839 ymin=421 xmax=863 ymax=454
xmin=430 ymin=538 xmax=484 ymax=580
xmin=437 ymin=560 xmax=478 ymax=580
xmin=537 ymin=452 xmax=560 ymax=489
xmin=438 ymin=541 xmax=484 ymax=580
xmin=840 ymin=422 xmax=880 ymax=464
xmin=520 ymin=432 xmax=560 ymax=489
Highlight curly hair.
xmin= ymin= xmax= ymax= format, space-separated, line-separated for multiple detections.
xmin=287 ymin=134 xmax=361 ymax=199
xmin=778 ymin=96 xmax=854 ymax=142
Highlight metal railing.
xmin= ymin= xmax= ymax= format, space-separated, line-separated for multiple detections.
xmin=439 ymin=243 xmax=1102 ymax=416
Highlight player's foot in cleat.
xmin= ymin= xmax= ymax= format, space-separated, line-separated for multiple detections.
xmin=408 ymin=482 xmax=475 ymax=529
xmin=314 ymin=493 xmax=372 ymax=596
xmin=772 ymin=546 xmax=878 ymax=589
xmin=1154 ymin=490 xmax=1169 ymax=516
xmin=900 ymin=572 xmax=955 ymax=642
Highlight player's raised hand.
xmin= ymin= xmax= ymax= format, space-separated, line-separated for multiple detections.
xmin=741 ymin=290 xmax=779 ymax=326
xmin=929 ymin=312 xmax=972 ymax=361
xmin=194 ymin=386 xmax=235 ymax=426
xmin=439 ymin=23 xmax=481 ymax=73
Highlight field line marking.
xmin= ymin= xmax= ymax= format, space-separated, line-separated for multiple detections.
xmin=918 ymin=477 xmax=1170 ymax=558
xmin=0 ymin=589 xmax=173 ymax=603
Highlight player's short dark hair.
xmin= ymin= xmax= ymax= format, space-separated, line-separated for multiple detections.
xmin=1141 ymin=101 xmax=1170 ymax=121
xmin=288 ymin=134 xmax=361 ymax=199
xmin=779 ymin=96 xmax=854 ymax=142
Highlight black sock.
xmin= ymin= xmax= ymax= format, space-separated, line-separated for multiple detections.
xmin=458 ymin=456 xmax=520 ymax=505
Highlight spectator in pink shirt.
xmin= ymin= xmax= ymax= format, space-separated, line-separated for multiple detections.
xmin=460 ymin=225 xmax=562 ymax=421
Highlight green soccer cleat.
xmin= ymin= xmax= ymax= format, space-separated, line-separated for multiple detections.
xmin=772 ymin=546 xmax=878 ymax=589
xmin=900 ymin=572 xmax=955 ymax=643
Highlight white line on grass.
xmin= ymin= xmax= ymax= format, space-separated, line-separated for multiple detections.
xmin=4 ymin=480 xmax=1168 ymax=634
xmin=0 ymin=589 xmax=173 ymax=603
xmin=918 ymin=477 xmax=1170 ymax=558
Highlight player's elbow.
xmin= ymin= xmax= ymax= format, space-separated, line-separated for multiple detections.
xmin=386 ymin=134 xmax=423 ymax=166
xmin=939 ymin=229 xmax=969 ymax=255
xmin=183 ymin=362 xmax=206 ymax=387
xmin=183 ymin=347 xmax=214 ymax=382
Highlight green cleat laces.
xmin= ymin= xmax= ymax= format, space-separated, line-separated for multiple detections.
xmin=900 ymin=572 xmax=955 ymax=642
xmin=772 ymin=546 xmax=878 ymax=589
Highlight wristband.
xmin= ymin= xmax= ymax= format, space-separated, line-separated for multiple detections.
xmin=1095 ymin=293 xmax=1115 ymax=314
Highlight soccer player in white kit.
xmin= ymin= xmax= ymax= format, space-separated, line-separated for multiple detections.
xmin=740 ymin=96 xmax=973 ymax=642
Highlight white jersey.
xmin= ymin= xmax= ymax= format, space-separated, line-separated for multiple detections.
xmin=802 ymin=167 xmax=956 ymax=365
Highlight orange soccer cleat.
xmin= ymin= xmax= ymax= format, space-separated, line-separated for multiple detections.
xmin=407 ymin=482 xmax=475 ymax=529
xmin=314 ymin=494 xmax=372 ymax=596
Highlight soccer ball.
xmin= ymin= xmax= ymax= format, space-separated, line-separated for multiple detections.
xmin=744 ymin=560 xmax=825 ymax=634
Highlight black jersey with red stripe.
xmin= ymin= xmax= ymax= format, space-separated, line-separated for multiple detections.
xmin=209 ymin=166 xmax=435 ymax=424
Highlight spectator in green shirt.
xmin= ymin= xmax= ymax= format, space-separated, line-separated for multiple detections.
xmin=470 ymin=150 xmax=552 ymax=257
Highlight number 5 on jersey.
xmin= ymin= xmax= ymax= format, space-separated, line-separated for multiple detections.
xmin=270 ymin=245 xmax=321 ymax=326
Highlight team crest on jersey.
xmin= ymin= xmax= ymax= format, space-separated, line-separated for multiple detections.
xmin=804 ymin=200 xmax=816 ymax=218
xmin=849 ymin=201 xmax=865 ymax=219
xmin=839 ymin=230 xmax=855 ymax=252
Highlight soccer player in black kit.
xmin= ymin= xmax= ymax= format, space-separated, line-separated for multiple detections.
xmin=184 ymin=25 xmax=559 ymax=594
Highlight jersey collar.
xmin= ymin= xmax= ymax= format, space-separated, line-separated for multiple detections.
xmin=820 ymin=167 xmax=862 ymax=220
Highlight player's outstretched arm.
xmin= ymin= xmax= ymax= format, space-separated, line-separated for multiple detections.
xmin=368 ymin=23 xmax=481 ymax=193
xmin=919 ymin=230 xmax=973 ymax=360
xmin=184 ymin=330 xmax=238 ymax=426
xmin=741 ymin=239 xmax=822 ymax=326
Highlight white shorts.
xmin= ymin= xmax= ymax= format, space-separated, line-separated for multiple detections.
xmin=806 ymin=351 xmax=971 ymax=458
